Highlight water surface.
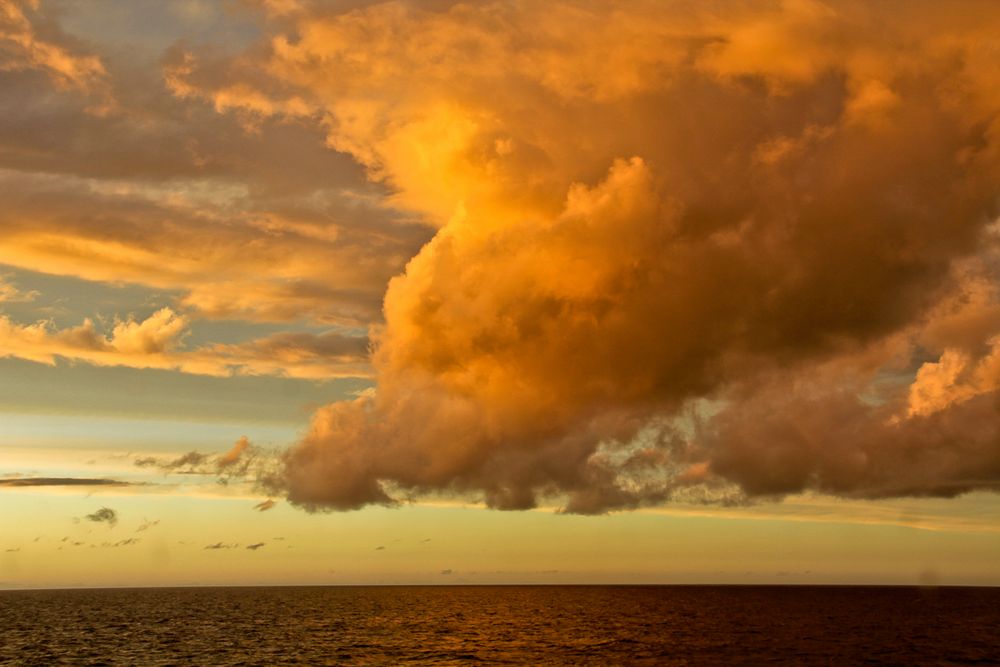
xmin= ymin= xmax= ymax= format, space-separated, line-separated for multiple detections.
xmin=1 ymin=585 xmax=997 ymax=665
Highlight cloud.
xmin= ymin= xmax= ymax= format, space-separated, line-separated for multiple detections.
xmin=135 ymin=519 xmax=159 ymax=533
xmin=253 ymin=498 xmax=276 ymax=512
xmin=136 ymin=450 xmax=209 ymax=473
xmin=5 ymin=1 xmax=998 ymax=514
xmin=218 ymin=436 xmax=251 ymax=468
xmin=0 ymin=307 xmax=372 ymax=379
xmin=159 ymin=0 xmax=1000 ymax=514
xmin=0 ymin=274 xmax=37 ymax=303
xmin=0 ymin=0 xmax=106 ymax=93
xmin=0 ymin=183 xmax=419 ymax=328
xmin=204 ymin=542 xmax=238 ymax=550
xmin=246 ymin=542 xmax=265 ymax=550
xmin=0 ymin=1 xmax=429 ymax=331
xmin=136 ymin=439 xmax=278 ymax=492
xmin=101 ymin=538 xmax=139 ymax=548
xmin=84 ymin=507 xmax=117 ymax=527
xmin=0 ymin=477 xmax=131 ymax=487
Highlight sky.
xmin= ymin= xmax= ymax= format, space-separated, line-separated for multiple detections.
xmin=1 ymin=0 xmax=999 ymax=588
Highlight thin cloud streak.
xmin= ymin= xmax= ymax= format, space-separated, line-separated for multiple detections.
xmin=0 ymin=477 xmax=132 ymax=487
xmin=0 ymin=308 xmax=372 ymax=379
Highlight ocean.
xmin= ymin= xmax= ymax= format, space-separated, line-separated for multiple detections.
xmin=0 ymin=585 xmax=997 ymax=665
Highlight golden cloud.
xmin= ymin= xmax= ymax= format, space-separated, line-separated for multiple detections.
xmin=15 ymin=0 xmax=1000 ymax=512
xmin=0 ymin=0 xmax=105 ymax=91
xmin=0 ymin=307 xmax=371 ymax=379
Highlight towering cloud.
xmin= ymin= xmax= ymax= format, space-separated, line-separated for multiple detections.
xmin=171 ymin=0 xmax=1000 ymax=512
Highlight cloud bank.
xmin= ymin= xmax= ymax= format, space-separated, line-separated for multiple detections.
xmin=0 ymin=0 xmax=425 ymax=384
xmin=18 ymin=1 xmax=1000 ymax=513
xmin=164 ymin=0 xmax=1000 ymax=513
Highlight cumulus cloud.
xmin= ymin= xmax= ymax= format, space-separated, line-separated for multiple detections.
xmin=16 ymin=1 xmax=1000 ymax=513
xmin=175 ymin=0 xmax=996 ymax=513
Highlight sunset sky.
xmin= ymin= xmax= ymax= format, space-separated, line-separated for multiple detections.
xmin=1 ymin=0 xmax=999 ymax=589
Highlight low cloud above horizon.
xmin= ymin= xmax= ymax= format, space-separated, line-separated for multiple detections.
xmin=2 ymin=0 xmax=1000 ymax=520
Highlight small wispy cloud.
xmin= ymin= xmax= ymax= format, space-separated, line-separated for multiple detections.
xmin=84 ymin=507 xmax=117 ymax=527
xmin=134 ymin=437 xmax=275 ymax=485
xmin=136 ymin=519 xmax=159 ymax=533
xmin=253 ymin=499 xmax=276 ymax=512
xmin=246 ymin=542 xmax=265 ymax=551
xmin=218 ymin=436 xmax=251 ymax=469
xmin=136 ymin=451 xmax=208 ymax=473
xmin=0 ymin=477 xmax=131 ymax=488
xmin=0 ymin=275 xmax=38 ymax=303
xmin=101 ymin=538 xmax=139 ymax=548
xmin=204 ymin=542 xmax=238 ymax=550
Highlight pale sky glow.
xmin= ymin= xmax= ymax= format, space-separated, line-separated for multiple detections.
xmin=2 ymin=0 xmax=1000 ymax=588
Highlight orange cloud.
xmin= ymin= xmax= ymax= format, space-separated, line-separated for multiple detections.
xmin=0 ymin=308 xmax=371 ymax=379
xmin=0 ymin=172 xmax=424 ymax=326
xmin=0 ymin=0 xmax=105 ymax=91
xmin=161 ymin=0 xmax=1000 ymax=512
xmin=9 ymin=1 xmax=1000 ymax=512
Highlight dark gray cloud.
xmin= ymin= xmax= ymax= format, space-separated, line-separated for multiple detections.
xmin=135 ymin=438 xmax=275 ymax=482
xmin=0 ymin=477 xmax=130 ymax=487
xmin=150 ymin=451 xmax=208 ymax=472
xmin=101 ymin=538 xmax=139 ymax=548
xmin=135 ymin=519 xmax=159 ymax=533
xmin=84 ymin=507 xmax=118 ymax=527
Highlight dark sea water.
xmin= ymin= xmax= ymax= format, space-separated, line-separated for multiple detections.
xmin=0 ymin=585 xmax=998 ymax=665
